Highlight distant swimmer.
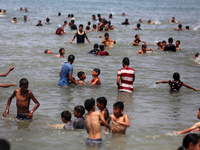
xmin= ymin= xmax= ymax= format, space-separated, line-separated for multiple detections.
xmin=173 ymin=24 xmax=183 ymax=31
xmin=44 ymin=49 xmax=53 ymax=54
xmin=92 ymin=24 xmax=97 ymax=31
xmin=70 ymin=20 xmax=77 ymax=30
xmin=168 ymin=17 xmax=182 ymax=23
xmin=136 ymin=44 xmax=154 ymax=54
xmin=45 ymin=18 xmax=51 ymax=25
xmin=186 ymin=26 xmax=190 ymax=30
xmin=155 ymin=72 xmax=198 ymax=92
xmin=11 ymin=17 xmax=17 ymax=23
xmin=25 ymin=8 xmax=28 ymax=12
xmin=194 ymin=53 xmax=200 ymax=64
xmin=139 ymin=19 xmax=142 ymax=23
xmin=105 ymin=21 xmax=114 ymax=31
xmin=89 ymin=43 xmax=100 ymax=54
xmin=20 ymin=7 xmax=23 ymax=11
xmin=53 ymin=48 xmax=65 ymax=57
xmin=96 ymin=45 xmax=110 ymax=56
xmin=97 ymin=19 xmax=108 ymax=31
xmin=163 ymin=37 xmax=176 ymax=52
xmin=175 ymin=40 xmax=181 ymax=50
xmin=121 ymin=18 xmax=130 ymax=25
xmin=91 ymin=68 xmax=101 ymax=85
xmin=3 ymin=10 xmax=6 ymax=14
xmin=63 ymin=21 xmax=68 ymax=27
xmin=77 ymin=71 xmax=87 ymax=85
xmin=86 ymin=21 xmax=92 ymax=31
xmin=24 ymin=15 xmax=27 ymax=22
xmin=121 ymin=12 xmax=125 ymax=16
xmin=36 ymin=20 xmax=43 ymax=26
xmin=133 ymin=23 xmax=141 ymax=30
xmin=61 ymin=111 xmax=74 ymax=129
xmin=109 ymin=14 xmax=112 ymax=19
xmin=102 ymin=32 xmax=116 ymax=47
xmin=70 ymin=24 xmax=91 ymax=44
xmin=55 ymin=24 xmax=64 ymax=35
xmin=0 ymin=67 xmax=17 ymax=88
xmin=133 ymin=34 xmax=148 ymax=46
xmin=147 ymin=20 xmax=155 ymax=24
xmin=174 ymin=108 xmax=200 ymax=134
xmin=156 ymin=42 xmax=163 ymax=50
xmin=58 ymin=12 xmax=61 ymax=16
xmin=91 ymin=14 xmax=97 ymax=21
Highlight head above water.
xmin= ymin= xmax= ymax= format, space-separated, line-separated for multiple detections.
xmin=46 ymin=18 xmax=50 ymax=22
xmin=113 ymin=101 xmax=124 ymax=110
xmin=74 ymin=105 xmax=85 ymax=117
xmin=19 ymin=78 xmax=29 ymax=87
xmin=139 ymin=19 xmax=142 ymax=22
xmin=77 ymin=71 xmax=85 ymax=78
xmin=186 ymin=26 xmax=190 ymax=30
xmin=178 ymin=24 xmax=182 ymax=28
xmin=58 ymin=12 xmax=61 ymax=16
xmin=94 ymin=43 xmax=99 ymax=49
xmin=142 ymin=44 xmax=147 ymax=48
xmin=122 ymin=57 xmax=130 ymax=66
xmin=61 ymin=111 xmax=71 ymax=121
xmin=68 ymin=54 xmax=75 ymax=63
xmin=173 ymin=72 xmax=180 ymax=81
xmin=104 ymin=32 xmax=109 ymax=38
xmin=168 ymin=37 xmax=173 ymax=43
xmin=195 ymin=53 xmax=199 ymax=58
xmin=84 ymin=98 xmax=95 ymax=111
xmin=59 ymin=48 xmax=65 ymax=56
xmin=96 ymin=97 xmax=107 ymax=107
xmin=93 ymin=68 xmax=100 ymax=76
xmin=100 ymin=45 xmax=105 ymax=51
xmin=137 ymin=23 xmax=141 ymax=28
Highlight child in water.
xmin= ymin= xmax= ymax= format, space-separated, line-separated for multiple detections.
xmin=133 ymin=34 xmax=148 ymax=46
xmin=44 ymin=49 xmax=53 ymax=54
xmin=155 ymin=72 xmax=198 ymax=92
xmin=106 ymin=101 xmax=130 ymax=134
xmin=73 ymin=105 xmax=86 ymax=129
xmin=91 ymin=68 xmax=101 ymax=85
xmin=53 ymin=48 xmax=65 ymax=57
xmin=136 ymin=44 xmax=154 ymax=54
xmin=102 ymin=33 xmax=116 ymax=47
xmin=2 ymin=78 xmax=40 ymax=120
xmin=173 ymin=24 xmax=183 ymax=31
xmin=77 ymin=71 xmax=87 ymax=85
xmin=61 ymin=110 xmax=74 ymax=129
xmin=96 ymin=45 xmax=110 ymax=56
xmin=175 ymin=40 xmax=181 ymax=50
xmin=132 ymin=23 xmax=141 ymax=30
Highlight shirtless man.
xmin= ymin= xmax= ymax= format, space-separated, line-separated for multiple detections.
xmin=168 ymin=17 xmax=182 ymax=23
xmin=174 ymin=108 xmax=200 ymax=134
xmin=106 ymin=101 xmax=129 ymax=134
xmin=2 ymin=78 xmax=40 ymax=120
xmin=136 ymin=44 xmax=154 ymax=54
xmin=102 ymin=33 xmax=116 ymax=47
xmin=84 ymin=98 xmax=111 ymax=145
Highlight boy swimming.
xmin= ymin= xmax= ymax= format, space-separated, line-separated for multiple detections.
xmin=155 ymin=72 xmax=198 ymax=92
xmin=53 ymin=48 xmax=65 ymax=57
xmin=173 ymin=24 xmax=183 ymax=31
xmin=132 ymin=23 xmax=141 ymax=30
xmin=91 ymin=68 xmax=101 ymax=85
xmin=2 ymin=78 xmax=40 ymax=120
xmin=102 ymin=33 xmax=116 ymax=47
xmin=77 ymin=71 xmax=87 ymax=85
xmin=135 ymin=44 xmax=154 ymax=54
xmin=61 ymin=110 xmax=74 ymax=129
xmin=175 ymin=40 xmax=181 ymax=50
xmin=133 ymin=34 xmax=148 ymax=46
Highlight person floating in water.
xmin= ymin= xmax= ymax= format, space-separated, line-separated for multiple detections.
xmin=121 ymin=18 xmax=130 ymax=25
xmin=53 ymin=48 xmax=65 ymax=57
xmin=168 ymin=17 xmax=182 ymax=23
xmin=155 ymin=72 xmax=198 ymax=92
xmin=133 ymin=34 xmax=148 ymax=46
xmin=0 ymin=67 xmax=17 ymax=88
xmin=173 ymin=24 xmax=183 ymax=31
xmin=135 ymin=44 xmax=154 ymax=54
xmin=36 ymin=20 xmax=43 ymax=26
xmin=102 ymin=32 xmax=116 ymax=47
xmin=132 ymin=23 xmax=141 ymax=30
xmin=70 ymin=24 xmax=91 ymax=44
xmin=2 ymin=78 xmax=40 ymax=120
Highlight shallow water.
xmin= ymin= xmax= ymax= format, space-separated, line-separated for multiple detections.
xmin=0 ymin=0 xmax=200 ymax=149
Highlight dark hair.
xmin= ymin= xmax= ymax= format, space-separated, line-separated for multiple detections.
xmin=46 ymin=18 xmax=50 ymax=22
xmin=94 ymin=43 xmax=99 ymax=49
xmin=162 ymin=40 xmax=166 ymax=43
xmin=139 ymin=19 xmax=142 ymax=21
xmin=79 ymin=24 xmax=83 ymax=28
xmin=177 ymin=133 xmax=200 ymax=150
xmin=71 ymin=14 xmax=74 ymax=17
xmin=96 ymin=97 xmax=107 ymax=107
xmin=135 ymin=34 xmax=138 ymax=38
xmin=104 ymin=32 xmax=109 ymax=37
xmin=13 ymin=17 xmax=17 ymax=20
xmin=88 ymin=21 xmax=91 ymax=25
xmin=77 ymin=71 xmax=84 ymax=78
xmin=0 ymin=139 xmax=10 ymax=150
xmin=61 ymin=111 xmax=71 ymax=121
xmin=99 ymin=18 xmax=102 ymax=23
xmin=195 ymin=53 xmax=199 ymax=57
xmin=74 ymin=105 xmax=85 ymax=116
xmin=157 ymin=42 xmax=161 ymax=46
xmin=142 ymin=44 xmax=147 ymax=48
xmin=113 ymin=101 xmax=124 ymax=110
xmin=178 ymin=24 xmax=182 ymax=28
xmin=108 ymin=21 xmax=111 ymax=25
xmin=173 ymin=72 xmax=180 ymax=81
xmin=122 ymin=57 xmax=130 ymax=65
xmin=38 ymin=20 xmax=41 ymax=23
xmin=44 ymin=49 xmax=48 ymax=53
xmin=64 ymin=21 xmax=67 ymax=24
xmin=168 ymin=37 xmax=173 ymax=43
xmin=186 ymin=26 xmax=189 ymax=29
xmin=125 ymin=18 xmax=128 ymax=22
xmin=58 ymin=12 xmax=61 ymax=16
xmin=68 ymin=14 xmax=70 ymax=17
xmin=84 ymin=98 xmax=95 ymax=111
xmin=68 ymin=54 xmax=75 ymax=62
xmin=59 ymin=48 xmax=64 ymax=54
xmin=20 ymin=78 xmax=29 ymax=86
xmin=92 ymin=15 xmax=96 ymax=19
xmin=86 ymin=26 xmax=90 ymax=30
xmin=93 ymin=24 xmax=96 ymax=28
xmin=100 ymin=45 xmax=104 ymax=51
xmin=97 ymin=14 xmax=101 ymax=17
xmin=71 ymin=20 xmax=74 ymax=23
xmin=137 ymin=23 xmax=141 ymax=28
xmin=93 ymin=68 xmax=100 ymax=76
xmin=176 ymin=40 xmax=180 ymax=44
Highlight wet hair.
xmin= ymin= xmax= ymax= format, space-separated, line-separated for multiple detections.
xmin=176 ymin=40 xmax=180 ymax=44
xmin=38 ymin=20 xmax=41 ymax=23
xmin=92 ymin=15 xmax=96 ymax=19
xmin=137 ymin=23 xmax=141 ymax=28
xmin=99 ymin=18 xmax=102 ymax=23
xmin=58 ymin=12 xmax=61 ymax=16
xmin=77 ymin=71 xmax=84 ymax=78
xmin=71 ymin=14 xmax=74 ymax=18
xmin=13 ymin=17 xmax=17 ymax=20
xmin=142 ymin=44 xmax=147 ymax=48
xmin=79 ymin=24 xmax=83 ymax=28
xmin=135 ymin=34 xmax=138 ymax=38
xmin=103 ymin=20 xmax=108 ymax=25
xmin=68 ymin=14 xmax=70 ymax=18
xmin=104 ymin=33 xmax=109 ymax=37
xmin=100 ymin=45 xmax=104 ymax=51
xmin=84 ymin=98 xmax=95 ymax=111
xmin=68 ymin=54 xmax=75 ymax=62
xmin=93 ymin=68 xmax=100 ymax=76
xmin=186 ymin=26 xmax=189 ymax=30
xmin=86 ymin=26 xmax=90 ymax=30
xmin=113 ymin=101 xmax=124 ymax=110
xmin=125 ymin=18 xmax=128 ymax=22
xmin=74 ymin=105 xmax=85 ymax=116
xmin=177 ymin=133 xmax=200 ymax=150
xmin=173 ymin=72 xmax=180 ymax=81
xmin=46 ymin=18 xmax=50 ymax=22
xmin=59 ymin=48 xmax=64 ymax=54
xmin=88 ymin=21 xmax=91 ymax=25
xmin=64 ymin=21 xmax=67 ymax=24
xmin=157 ymin=42 xmax=161 ymax=46
xmin=108 ymin=21 xmax=111 ymax=25
xmin=122 ymin=57 xmax=130 ymax=65
xmin=168 ymin=37 xmax=173 ymax=43
xmin=109 ymin=14 xmax=112 ymax=18
xmin=195 ymin=53 xmax=199 ymax=57
xmin=162 ymin=40 xmax=166 ymax=43
xmin=97 ymin=14 xmax=101 ymax=17
xmin=96 ymin=97 xmax=107 ymax=107
xmin=61 ymin=111 xmax=71 ymax=121
xmin=19 ymin=78 xmax=29 ymax=86
xmin=94 ymin=43 xmax=99 ymax=49
xmin=178 ymin=24 xmax=182 ymax=28
xmin=0 ymin=139 xmax=10 ymax=150
xmin=71 ymin=20 xmax=74 ymax=23
xmin=93 ymin=24 xmax=96 ymax=28
xmin=44 ymin=49 xmax=48 ymax=53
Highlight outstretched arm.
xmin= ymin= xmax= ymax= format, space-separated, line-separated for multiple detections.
xmin=174 ymin=122 xmax=200 ymax=134
xmin=3 ymin=90 xmax=16 ymax=117
xmin=70 ymin=32 xmax=77 ymax=44
xmin=182 ymin=83 xmax=198 ymax=91
xmin=0 ymin=83 xmax=17 ymax=88
xmin=0 ymin=67 xmax=15 ymax=77
xmin=141 ymin=40 xmax=148 ymax=45
xmin=155 ymin=81 xmax=169 ymax=84
xmin=27 ymin=91 xmax=40 ymax=119
xmin=135 ymin=50 xmax=142 ymax=54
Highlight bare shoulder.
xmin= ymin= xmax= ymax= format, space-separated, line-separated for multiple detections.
xmin=123 ymin=113 xmax=129 ymax=118
xmin=194 ymin=122 xmax=200 ymax=127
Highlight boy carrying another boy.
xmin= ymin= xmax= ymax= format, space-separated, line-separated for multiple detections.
xmin=96 ymin=97 xmax=109 ymax=125
xmin=61 ymin=110 xmax=74 ymax=129
xmin=106 ymin=101 xmax=130 ymax=134
xmin=77 ymin=71 xmax=87 ymax=85
xmin=91 ymin=68 xmax=101 ymax=85
xmin=102 ymin=33 xmax=116 ymax=47
xmin=84 ymin=98 xmax=111 ymax=145
xmin=2 ymin=78 xmax=40 ymax=120
xmin=73 ymin=105 xmax=86 ymax=129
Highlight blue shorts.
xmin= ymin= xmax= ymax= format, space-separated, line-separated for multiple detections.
xmin=16 ymin=113 xmax=29 ymax=120
xmin=86 ymin=138 xmax=102 ymax=145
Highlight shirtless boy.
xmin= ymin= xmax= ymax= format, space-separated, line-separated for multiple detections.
xmin=84 ymin=98 xmax=111 ymax=145
xmin=174 ymin=108 xmax=200 ymax=134
xmin=106 ymin=101 xmax=130 ymax=134
xmin=133 ymin=34 xmax=148 ymax=46
xmin=136 ymin=44 xmax=154 ymax=54
xmin=3 ymin=78 xmax=40 ymax=120
xmin=102 ymin=33 xmax=116 ymax=47
xmin=77 ymin=71 xmax=87 ymax=85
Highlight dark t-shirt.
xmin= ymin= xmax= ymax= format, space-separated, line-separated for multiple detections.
xmin=169 ymin=80 xmax=183 ymax=92
xmin=71 ymin=24 xmax=77 ymax=30
xmin=73 ymin=117 xmax=85 ymax=129
xmin=36 ymin=24 xmax=43 ymax=26
xmin=122 ymin=22 xmax=129 ymax=25
xmin=89 ymin=48 xmax=100 ymax=54
xmin=164 ymin=44 xmax=176 ymax=52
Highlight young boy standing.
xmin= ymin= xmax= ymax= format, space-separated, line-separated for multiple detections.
xmin=2 ymin=78 xmax=40 ymax=120
xmin=91 ymin=68 xmax=101 ymax=85
xmin=96 ymin=97 xmax=109 ymax=125
xmin=106 ymin=102 xmax=130 ymax=134
xmin=73 ymin=105 xmax=86 ymax=129
xmin=61 ymin=111 xmax=74 ymax=129
xmin=84 ymin=98 xmax=111 ymax=145
xmin=102 ymin=33 xmax=116 ymax=47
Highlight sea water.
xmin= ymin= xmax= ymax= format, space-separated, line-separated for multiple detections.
xmin=0 ymin=0 xmax=200 ymax=149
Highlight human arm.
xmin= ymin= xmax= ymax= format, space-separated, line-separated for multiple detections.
xmin=2 ymin=90 xmax=16 ymax=117
xmin=0 ymin=67 xmax=14 ymax=77
xmin=99 ymin=112 xmax=110 ymax=130
xmin=116 ymin=76 xmax=121 ymax=89
xmin=102 ymin=39 xmax=106 ymax=44
xmin=69 ymin=73 xmax=77 ymax=85
xmin=70 ymin=32 xmax=77 ymax=44
xmin=104 ymin=116 xmax=111 ymax=132
xmin=27 ymin=91 xmax=40 ymax=119
xmin=85 ymin=32 xmax=91 ymax=44
xmin=113 ymin=114 xmax=130 ymax=127
xmin=0 ymin=83 xmax=17 ymax=88
xmin=155 ymin=81 xmax=169 ymax=84
xmin=91 ymin=78 xmax=100 ymax=85
xmin=135 ymin=50 xmax=142 ymax=54
xmin=146 ymin=49 xmax=154 ymax=51
xmin=173 ymin=122 xmax=200 ymax=134
xmin=182 ymin=83 xmax=198 ymax=91
xmin=141 ymin=40 xmax=148 ymax=45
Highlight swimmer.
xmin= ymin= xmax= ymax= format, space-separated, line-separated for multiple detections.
xmin=92 ymin=15 xmax=97 ymax=21
xmin=133 ymin=23 xmax=141 ymax=30
xmin=163 ymin=37 xmax=176 ymax=52
xmin=0 ymin=9 xmax=2 ymax=14
xmin=139 ymin=19 xmax=142 ymax=23
xmin=2 ymin=78 xmax=40 ymax=120
xmin=155 ymin=72 xmax=198 ymax=92
xmin=55 ymin=24 xmax=64 ymax=35
xmin=97 ymin=19 xmax=108 ymax=31
xmin=102 ymin=33 xmax=116 ymax=47
xmin=121 ymin=18 xmax=130 ymax=25
xmin=11 ymin=17 xmax=17 ymax=23
xmin=96 ymin=45 xmax=110 ymax=56
xmin=157 ymin=42 xmax=163 ymax=50
xmin=63 ymin=21 xmax=68 ymax=27
xmin=36 ymin=20 xmax=43 ymax=26
xmin=174 ymin=108 xmax=200 ymax=134
xmin=61 ymin=111 xmax=74 ymax=129
xmin=175 ymin=40 xmax=181 ymax=50
xmin=173 ymin=24 xmax=183 ymax=31
xmin=105 ymin=21 xmax=114 ymax=31
xmin=70 ymin=20 xmax=77 ymax=30
xmin=89 ymin=43 xmax=100 ymax=54
xmin=195 ymin=53 xmax=199 ymax=59
xmin=20 ymin=7 xmax=23 ymax=11
xmin=58 ymin=12 xmax=61 ymax=16
xmin=147 ymin=20 xmax=155 ymax=24
xmin=77 ymin=71 xmax=87 ymax=85
xmin=186 ymin=26 xmax=190 ymax=30
xmin=70 ymin=14 xmax=75 ymax=20
xmin=25 ymin=8 xmax=28 ymax=12
xmin=121 ymin=13 xmax=125 ymax=16
xmin=92 ymin=24 xmax=97 ymax=31
xmin=24 ymin=15 xmax=27 ymax=22
xmin=0 ymin=67 xmax=17 ymax=88
xmin=136 ymin=44 xmax=154 ymax=54
xmin=133 ymin=34 xmax=148 ymax=46
xmin=45 ymin=18 xmax=51 ymax=25
xmin=3 ymin=10 xmax=6 ymax=14
xmin=105 ymin=101 xmax=130 ymax=134
xmin=91 ymin=68 xmax=101 ymax=85
xmin=109 ymin=14 xmax=112 ymax=19
xmin=53 ymin=48 xmax=65 ymax=57
xmin=168 ymin=17 xmax=182 ymax=23
xmin=73 ymin=105 xmax=86 ymax=129
xmin=86 ymin=26 xmax=90 ymax=32
xmin=44 ymin=49 xmax=53 ymax=54
xmin=86 ymin=21 xmax=92 ymax=30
